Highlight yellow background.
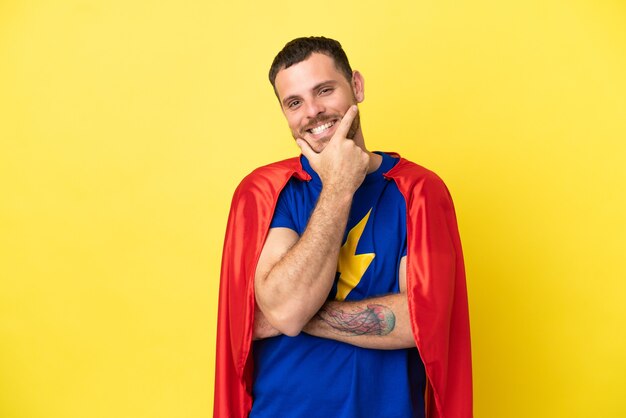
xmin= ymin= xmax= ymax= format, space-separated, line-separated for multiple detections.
xmin=1 ymin=0 xmax=625 ymax=417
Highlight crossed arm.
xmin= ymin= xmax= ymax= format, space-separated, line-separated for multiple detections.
xmin=254 ymin=228 xmax=414 ymax=350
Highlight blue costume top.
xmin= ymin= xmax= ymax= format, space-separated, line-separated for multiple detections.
xmin=251 ymin=152 xmax=426 ymax=418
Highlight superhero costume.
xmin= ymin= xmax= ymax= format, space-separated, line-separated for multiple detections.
xmin=214 ymin=153 xmax=472 ymax=418
xmin=252 ymin=152 xmax=424 ymax=418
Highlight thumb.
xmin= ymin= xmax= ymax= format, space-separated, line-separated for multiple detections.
xmin=296 ymin=138 xmax=316 ymax=161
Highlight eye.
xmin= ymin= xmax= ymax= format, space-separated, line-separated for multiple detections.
xmin=287 ymin=100 xmax=301 ymax=109
xmin=319 ymin=87 xmax=333 ymax=95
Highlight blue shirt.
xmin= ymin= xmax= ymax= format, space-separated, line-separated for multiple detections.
xmin=251 ymin=152 xmax=425 ymax=418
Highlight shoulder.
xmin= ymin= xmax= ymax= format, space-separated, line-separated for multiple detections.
xmin=233 ymin=157 xmax=303 ymax=197
xmin=239 ymin=158 xmax=301 ymax=186
xmin=385 ymin=157 xmax=460 ymax=223
xmin=385 ymin=157 xmax=451 ymax=197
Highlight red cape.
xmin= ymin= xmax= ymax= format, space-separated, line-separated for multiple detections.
xmin=214 ymin=155 xmax=472 ymax=418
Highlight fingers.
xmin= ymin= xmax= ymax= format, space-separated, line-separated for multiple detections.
xmin=332 ymin=105 xmax=358 ymax=141
xmin=296 ymin=138 xmax=316 ymax=161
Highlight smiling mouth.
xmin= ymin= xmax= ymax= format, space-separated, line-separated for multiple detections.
xmin=306 ymin=120 xmax=336 ymax=135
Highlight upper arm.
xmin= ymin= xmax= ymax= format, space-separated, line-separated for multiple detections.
xmin=254 ymin=227 xmax=299 ymax=293
xmin=255 ymin=181 xmax=299 ymax=284
xmin=399 ymin=255 xmax=407 ymax=294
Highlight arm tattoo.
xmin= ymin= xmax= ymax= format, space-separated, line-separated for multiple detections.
xmin=317 ymin=304 xmax=396 ymax=336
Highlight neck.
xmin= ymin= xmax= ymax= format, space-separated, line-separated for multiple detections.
xmin=353 ymin=131 xmax=381 ymax=174
xmin=366 ymin=151 xmax=382 ymax=173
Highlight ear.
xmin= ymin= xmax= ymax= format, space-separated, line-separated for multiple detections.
xmin=351 ymin=70 xmax=365 ymax=103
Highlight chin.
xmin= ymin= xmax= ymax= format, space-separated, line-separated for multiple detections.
xmin=308 ymin=143 xmax=326 ymax=154
xmin=294 ymin=136 xmax=327 ymax=154
xmin=312 ymin=137 xmax=332 ymax=153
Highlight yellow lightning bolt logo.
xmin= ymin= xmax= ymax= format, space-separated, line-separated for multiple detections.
xmin=336 ymin=209 xmax=375 ymax=301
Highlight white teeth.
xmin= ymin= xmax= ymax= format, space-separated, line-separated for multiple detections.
xmin=310 ymin=121 xmax=334 ymax=135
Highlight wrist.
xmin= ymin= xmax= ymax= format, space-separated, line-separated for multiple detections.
xmin=319 ymin=183 xmax=356 ymax=205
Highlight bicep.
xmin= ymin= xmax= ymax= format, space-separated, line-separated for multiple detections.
xmin=255 ymin=227 xmax=299 ymax=284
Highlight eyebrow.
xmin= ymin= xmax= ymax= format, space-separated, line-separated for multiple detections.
xmin=281 ymin=80 xmax=338 ymax=107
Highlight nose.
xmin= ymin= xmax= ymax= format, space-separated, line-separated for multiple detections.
xmin=303 ymin=97 xmax=325 ymax=119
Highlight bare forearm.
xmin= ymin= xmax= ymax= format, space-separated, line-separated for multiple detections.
xmin=255 ymin=188 xmax=353 ymax=335
xmin=302 ymin=293 xmax=415 ymax=349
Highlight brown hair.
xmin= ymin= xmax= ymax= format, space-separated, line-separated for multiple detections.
xmin=268 ymin=36 xmax=353 ymax=93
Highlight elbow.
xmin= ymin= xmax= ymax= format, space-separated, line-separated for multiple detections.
xmin=263 ymin=306 xmax=309 ymax=337
xmin=255 ymin=284 xmax=314 ymax=337
xmin=278 ymin=324 xmax=303 ymax=338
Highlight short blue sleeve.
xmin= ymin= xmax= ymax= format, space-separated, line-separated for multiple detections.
xmin=270 ymin=185 xmax=297 ymax=231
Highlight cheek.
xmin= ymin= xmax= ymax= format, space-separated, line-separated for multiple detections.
xmin=288 ymin=118 xmax=299 ymax=131
xmin=287 ymin=114 xmax=303 ymax=130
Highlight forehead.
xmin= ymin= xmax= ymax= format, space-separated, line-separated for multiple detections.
xmin=274 ymin=53 xmax=348 ymax=100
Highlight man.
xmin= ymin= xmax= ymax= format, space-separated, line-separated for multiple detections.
xmin=214 ymin=37 xmax=472 ymax=418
